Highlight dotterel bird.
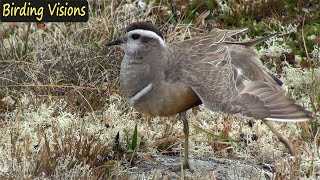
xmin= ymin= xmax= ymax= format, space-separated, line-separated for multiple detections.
xmin=107 ymin=21 xmax=313 ymax=169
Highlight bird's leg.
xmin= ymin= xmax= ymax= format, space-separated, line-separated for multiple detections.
xmin=170 ymin=112 xmax=191 ymax=172
xmin=263 ymin=120 xmax=295 ymax=156
xmin=181 ymin=111 xmax=190 ymax=169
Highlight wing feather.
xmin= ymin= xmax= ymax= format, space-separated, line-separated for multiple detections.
xmin=167 ymin=28 xmax=313 ymax=122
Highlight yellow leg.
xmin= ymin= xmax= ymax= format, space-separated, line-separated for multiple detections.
xmin=263 ymin=120 xmax=295 ymax=155
xmin=181 ymin=112 xmax=190 ymax=169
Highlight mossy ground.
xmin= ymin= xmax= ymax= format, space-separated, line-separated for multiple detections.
xmin=0 ymin=0 xmax=319 ymax=179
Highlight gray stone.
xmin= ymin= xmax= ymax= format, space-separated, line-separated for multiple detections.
xmin=126 ymin=155 xmax=272 ymax=180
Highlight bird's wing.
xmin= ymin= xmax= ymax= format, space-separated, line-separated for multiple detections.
xmin=180 ymin=46 xmax=239 ymax=111
xmin=172 ymin=28 xmax=282 ymax=85
xmin=228 ymin=45 xmax=282 ymax=85
xmin=167 ymin=28 xmax=312 ymax=121
xmin=230 ymin=81 xmax=313 ymax=121
xmin=178 ymin=45 xmax=312 ymax=121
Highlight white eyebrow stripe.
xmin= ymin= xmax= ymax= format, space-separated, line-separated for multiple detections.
xmin=129 ymin=83 xmax=153 ymax=105
xmin=128 ymin=29 xmax=165 ymax=46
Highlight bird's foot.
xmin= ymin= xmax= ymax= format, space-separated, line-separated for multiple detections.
xmin=183 ymin=161 xmax=190 ymax=170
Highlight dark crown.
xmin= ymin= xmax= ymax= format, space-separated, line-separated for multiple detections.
xmin=125 ymin=21 xmax=164 ymax=40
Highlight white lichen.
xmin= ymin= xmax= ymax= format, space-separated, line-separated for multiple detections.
xmin=255 ymin=37 xmax=292 ymax=57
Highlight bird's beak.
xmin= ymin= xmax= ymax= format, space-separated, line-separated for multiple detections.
xmin=106 ymin=39 xmax=124 ymax=46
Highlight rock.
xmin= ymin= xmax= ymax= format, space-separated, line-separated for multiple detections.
xmin=126 ymin=155 xmax=272 ymax=179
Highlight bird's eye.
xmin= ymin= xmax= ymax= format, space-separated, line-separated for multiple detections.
xmin=131 ymin=34 xmax=141 ymax=40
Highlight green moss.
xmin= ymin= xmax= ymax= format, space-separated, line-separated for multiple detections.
xmin=222 ymin=15 xmax=238 ymax=26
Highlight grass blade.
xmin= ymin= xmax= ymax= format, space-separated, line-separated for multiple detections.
xmin=131 ymin=124 xmax=138 ymax=151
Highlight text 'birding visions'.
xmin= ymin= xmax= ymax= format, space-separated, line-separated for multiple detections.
xmin=0 ymin=0 xmax=88 ymax=22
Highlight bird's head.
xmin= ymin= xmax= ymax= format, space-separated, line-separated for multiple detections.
xmin=107 ymin=22 xmax=165 ymax=55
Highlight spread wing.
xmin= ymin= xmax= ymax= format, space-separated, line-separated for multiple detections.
xmin=168 ymin=30 xmax=313 ymax=121
xmin=170 ymin=28 xmax=282 ymax=86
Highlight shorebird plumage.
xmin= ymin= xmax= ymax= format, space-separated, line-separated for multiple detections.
xmin=107 ymin=21 xmax=313 ymax=169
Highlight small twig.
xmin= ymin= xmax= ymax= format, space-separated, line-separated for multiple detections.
xmin=23 ymin=23 xmax=31 ymax=56
xmin=119 ymin=107 xmax=130 ymax=117
xmin=301 ymin=16 xmax=311 ymax=62
xmin=74 ymin=88 xmax=97 ymax=120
